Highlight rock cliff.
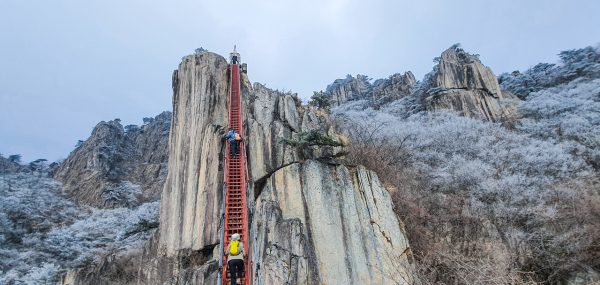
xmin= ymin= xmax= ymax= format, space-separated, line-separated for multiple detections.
xmin=248 ymin=84 xmax=412 ymax=284
xmin=61 ymin=51 xmax=412 ymax=285
xmin=157 ymin=51 xmax=230 ymax=257
xmin=372 ymin=72 xmax=416 ymax=101
xmin=326 ymin=72 xmax=416 ymax=107
xmin=418 ymin=45 xmax=518 ymax=123
xmin=327 ymin=75 xmax=372 ymax=107
xmin=54 ymin=111 xmax=171 ymax=208
xmin=254 ymin=163 xmax=412 ymax=284
xmin=138 ymin=52 xmax=412 ymax=284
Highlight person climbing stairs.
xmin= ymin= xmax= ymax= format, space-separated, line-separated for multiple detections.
xmin=219 ymin=46 xmax=253 ymax=285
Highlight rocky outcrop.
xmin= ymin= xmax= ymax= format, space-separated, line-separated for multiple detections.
xmin=247 ymin=83 xmax=338 ymax=183
xmin=54 ymin=112 xmax=171 ymax=208
xmin=419 ymin=46 xmax=519 ymax=123
xmin=326 ymin=72 xmax=416 ymax=108
xmin=158 ymin=51 xmax=230 ymax=257
xmin=372 ymin=71 xmax=416 ymax=101
xmin=150 ymin=51 xmax=411 ymax=284
xmin=0 ymin=155 xmax=23 ymax=173
xmin=327 ymin=75 xmax=372 ymax=107
xmin=248 ymin=81 xmax=411 ymax=284
xmin=429 ymin=47 xmax=502 ymax=98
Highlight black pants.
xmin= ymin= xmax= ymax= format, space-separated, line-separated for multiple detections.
xmin=228 ymin=259 xmax=244 ymax=285
xmin=230 ymin=140 xmax=240 ymax=157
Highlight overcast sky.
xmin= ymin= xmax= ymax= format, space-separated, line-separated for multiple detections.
xmin=1 ymin=0 xmax=599 ymax=163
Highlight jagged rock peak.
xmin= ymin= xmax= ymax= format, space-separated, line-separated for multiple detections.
xmin=145 ymin=50 xmax=413 ymax=284
xmin=417 ymin=44 xmax=518 ymax=124
xmin=427 ymin=44 xmax=502 ymax=98
xmin=326 ymin=74 xmax=372 ymax=107
xmin=326 ymin=72 xmax=417 ymax=107
xmin=372 ymin=71 xmax=416 ymax=100
xmin=54 ymin=112 xmax=171 ymax=208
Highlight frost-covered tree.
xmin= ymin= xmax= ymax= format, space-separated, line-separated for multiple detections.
xmin=504 ymin=45 xmax=600 ymax=171
xmin=124 ymin=124 xmax=140 ymax=133
xmin=308 ymin=91 xmax=333 ymax=111
xmin=74 ymin=140 xmax=85 ymax=148
xmin=8 ymin=154 xmax=21 ymax=163
xmin=499 ymin=45 xmax=600 ymax=99
xmin=143 ymin=117 xmax=154 ymax=125
xmin=194 ymin=47 xmax=208 ymax=53
xmin=29 ymin=159 xmax=48 ymax=176
xmin=0 ymin=170 xmax=160 ymax=284
xmin=332 ymin=93 xmax=598 ymax=282
xmin=102 ymin=181 xmax=143 ymax=208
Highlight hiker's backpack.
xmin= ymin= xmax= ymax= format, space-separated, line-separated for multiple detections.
xmin=230 ymin=240 xmax=240 ymax=255
xmin=234 ymin=133 xmax=242 ymax=141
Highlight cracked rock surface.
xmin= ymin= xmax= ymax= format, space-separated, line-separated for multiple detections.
xmin=246 ymin=74 xmax=412 ymax=284
xmin=61 ymin=51 xmax=412 ymax=284
xmin=419 ymin=47 xmax=519 ymax=124
xmin=55 ymin=111 xmax=171 ymax=208
xmin=254 ymin=162 xmax=411 ymax=285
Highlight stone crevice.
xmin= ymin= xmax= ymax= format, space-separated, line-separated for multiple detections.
xmin=253 ymin=161 xmax=302 ymax=199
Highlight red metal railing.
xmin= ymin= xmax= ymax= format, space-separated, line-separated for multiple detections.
xmin=221 ymin=64 xmax=252 ymax=285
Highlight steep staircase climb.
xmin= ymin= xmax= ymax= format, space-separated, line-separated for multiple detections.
xmin=219 ymin=46 xmax=253 ymax=285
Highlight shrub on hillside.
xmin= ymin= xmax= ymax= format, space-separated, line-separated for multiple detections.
xmin=332 ymin=104 xmax=598 ymax=283
xmin=0 ymin=171 xmax=160 ymax=284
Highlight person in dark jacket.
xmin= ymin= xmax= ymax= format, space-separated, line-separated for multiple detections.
xmin=226 ymin=130 xmax=243 ymax=159
xmin=225 ymin=129 xmax=237 ymax=158
xmin=225 ymin=233 xmax=245 ymax=285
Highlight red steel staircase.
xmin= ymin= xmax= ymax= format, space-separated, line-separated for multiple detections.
xmin=219 ymin=46 xmax=253 ymax=285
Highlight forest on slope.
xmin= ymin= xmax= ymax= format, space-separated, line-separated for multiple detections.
xmin=0 ymin=115 xmax=168 ymax=284
xmin=322 ymin=44 xmax=600 ymax=283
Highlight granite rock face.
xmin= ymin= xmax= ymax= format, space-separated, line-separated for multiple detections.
xmin=326 ymin=72 xmax=417 ymax=108
xmin=428 ymin=47 xmax=502 ymax=98
xmin=54 ymin=111 xmax=171 ymax=208
xmin=372 ymin=71 xmax=416 ymax=101
xmin=61 ymin=51 xmax=412 ymax=284
xmin=327 ymin=75 xmax=372 ymax=107
xmin=158 ymin=51 xmax=230 ymax=257
xmin=247 ymin=83 xmax=338 ymax=183
xmin=247 ymin=83 xmax=411 ymax=284
xmin=151 ymin=52 xmax=411 ymax=284
xmin=254 ymin=162 xmax=412 ymax=285
xmin=419 ymin=46 xmax=519 ymax=123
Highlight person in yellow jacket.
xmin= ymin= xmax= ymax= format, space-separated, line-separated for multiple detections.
xmin=225 ymin=233 xmax=245 ymax=285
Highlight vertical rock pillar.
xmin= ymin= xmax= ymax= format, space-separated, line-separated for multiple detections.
xmin=158 ymin=52 xmax=230 ymax=256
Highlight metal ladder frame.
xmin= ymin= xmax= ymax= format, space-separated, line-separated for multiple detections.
xmin=218 ymin=61 xmax=253 ymax=285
